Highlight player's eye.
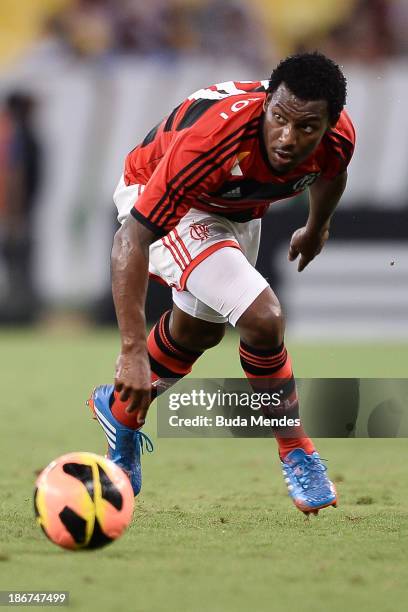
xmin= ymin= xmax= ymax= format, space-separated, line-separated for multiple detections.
xmin=302 ymin=125 xmax=315 ymax=134
xmin=273 ymin=113 xmax=285 ymax=123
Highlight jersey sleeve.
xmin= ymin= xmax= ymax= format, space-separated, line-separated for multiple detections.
xmin=130 ymin=130 xmax=238 ymax=236
xmin=319 ymin=110 xmax=356 ymax=179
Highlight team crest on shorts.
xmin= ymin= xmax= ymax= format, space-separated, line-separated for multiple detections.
xmin=189 ymin=222 xmax=210 ymax=241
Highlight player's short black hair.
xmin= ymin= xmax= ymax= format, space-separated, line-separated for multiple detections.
xmin=268 ymin=52 xmax=347 ymax=125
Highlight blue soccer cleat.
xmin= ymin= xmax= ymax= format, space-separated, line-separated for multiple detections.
xmin=87 ymin=384 xmax=153 ymax=496
xmin=281 ymin=448 xmax=337 ymax=515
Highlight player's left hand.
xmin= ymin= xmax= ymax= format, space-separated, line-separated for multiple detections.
xmin=288 ymin=226 xmax=329 ymax=272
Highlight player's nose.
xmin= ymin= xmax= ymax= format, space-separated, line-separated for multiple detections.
xmin=279 ymin=125 xmax=296 ymax=149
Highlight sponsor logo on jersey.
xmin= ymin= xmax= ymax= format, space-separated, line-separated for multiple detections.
xmin=231 ymin=162 xmax=243 ymax=177
xmin=292 ymin=173 xmax=320 ymax=192
xmin=190 ymin=222 xmax=210 ymax=241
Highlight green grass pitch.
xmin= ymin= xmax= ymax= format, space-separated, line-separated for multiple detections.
xmin=1 ymin=328 xmax=408 ymax=612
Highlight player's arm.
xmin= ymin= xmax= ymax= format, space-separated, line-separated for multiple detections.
xmin=288 ymin=170 xmax=348 ymax=272
xmin=306 ymin=170 xmax=348 ymax=235
xmin=111 ymin=215 xmax=156 ymax=422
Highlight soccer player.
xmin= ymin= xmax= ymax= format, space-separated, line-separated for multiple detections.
xmin=88 ymin=52 xmax=355 ymax=515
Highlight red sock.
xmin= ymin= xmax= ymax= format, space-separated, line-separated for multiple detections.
xmin=147 ymin=310 xmax=202 ymax=384
xmin=111 ymin=311 xmax=202 ymax=429
xmin=110 ymin=391 xmax=140 ymax=429
xmin=239 ymin=340 xmax=315 ymax=459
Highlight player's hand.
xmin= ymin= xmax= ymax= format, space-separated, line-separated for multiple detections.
xmin=114 ymin=349 xmax=151 ymax=425
xmin=288 ymin=226 xmax=329 ymax=272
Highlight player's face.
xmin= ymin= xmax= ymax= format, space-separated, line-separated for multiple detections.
xmin=262 ymin=83 xmax=330 ymax=174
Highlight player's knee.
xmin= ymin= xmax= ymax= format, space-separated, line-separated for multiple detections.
xmin=237 ymin=298 xmax=285 ymax=349
xmin=172 ymin=317 xmax=225 ymax=352
xmin=196 ymin=325 xmax=226 ymax=351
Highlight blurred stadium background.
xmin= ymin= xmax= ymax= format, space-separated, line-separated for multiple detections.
xmin=0 ymin=0 xmax=407 ymax=340
xmin=1 ymin=5 xmax=408 ymax=611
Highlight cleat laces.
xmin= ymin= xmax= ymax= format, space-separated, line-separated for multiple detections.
xmin=137 ymin=431 xmax=154 ymax=454
xmin=291 ymin=456 xmax=329 ymax=491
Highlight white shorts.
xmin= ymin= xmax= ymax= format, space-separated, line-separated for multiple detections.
xmin=113 ymin=175 xmax=269 ymax=326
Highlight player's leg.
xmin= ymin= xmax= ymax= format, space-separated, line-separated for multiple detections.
xmin=184 ymin=246 xmax=337 ymax=514
xmin=236 ymin=286 xmax=315 ymax=458
xmin=236 ymin=287 xmax=337 ymax=514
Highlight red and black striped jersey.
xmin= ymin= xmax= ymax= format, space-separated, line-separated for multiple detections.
xmin=125 ymin=80 xmax=355 ymax=236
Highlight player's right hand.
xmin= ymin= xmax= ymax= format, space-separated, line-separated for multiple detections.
xmin=288 ymin=226 xmax=329 ymax=272
xmin=114 ymin=350 xmax=151 ymax=425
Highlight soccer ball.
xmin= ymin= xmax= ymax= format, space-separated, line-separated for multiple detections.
xmin=34 ymin=452 xmax=134 ymax=550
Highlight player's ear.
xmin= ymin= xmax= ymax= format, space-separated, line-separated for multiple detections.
xmin=263 ymin=93 xmax=272 ymax=112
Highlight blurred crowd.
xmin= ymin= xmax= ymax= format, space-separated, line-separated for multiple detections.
xmin=16 ymin=0 xmax=268 ymax=70
xmin=0 ymin=92 xmax=41 ymax=321
xmin=1 ymin=0 xmax=408 ymax=73
xmin=0 ymin=0 xmax=407 ymax=71
xmin=318 ymin=0 xmax=408 ymax=62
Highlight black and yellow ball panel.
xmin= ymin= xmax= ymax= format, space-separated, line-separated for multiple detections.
xmin=34 ymin=457 xmax=125 ymax=550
